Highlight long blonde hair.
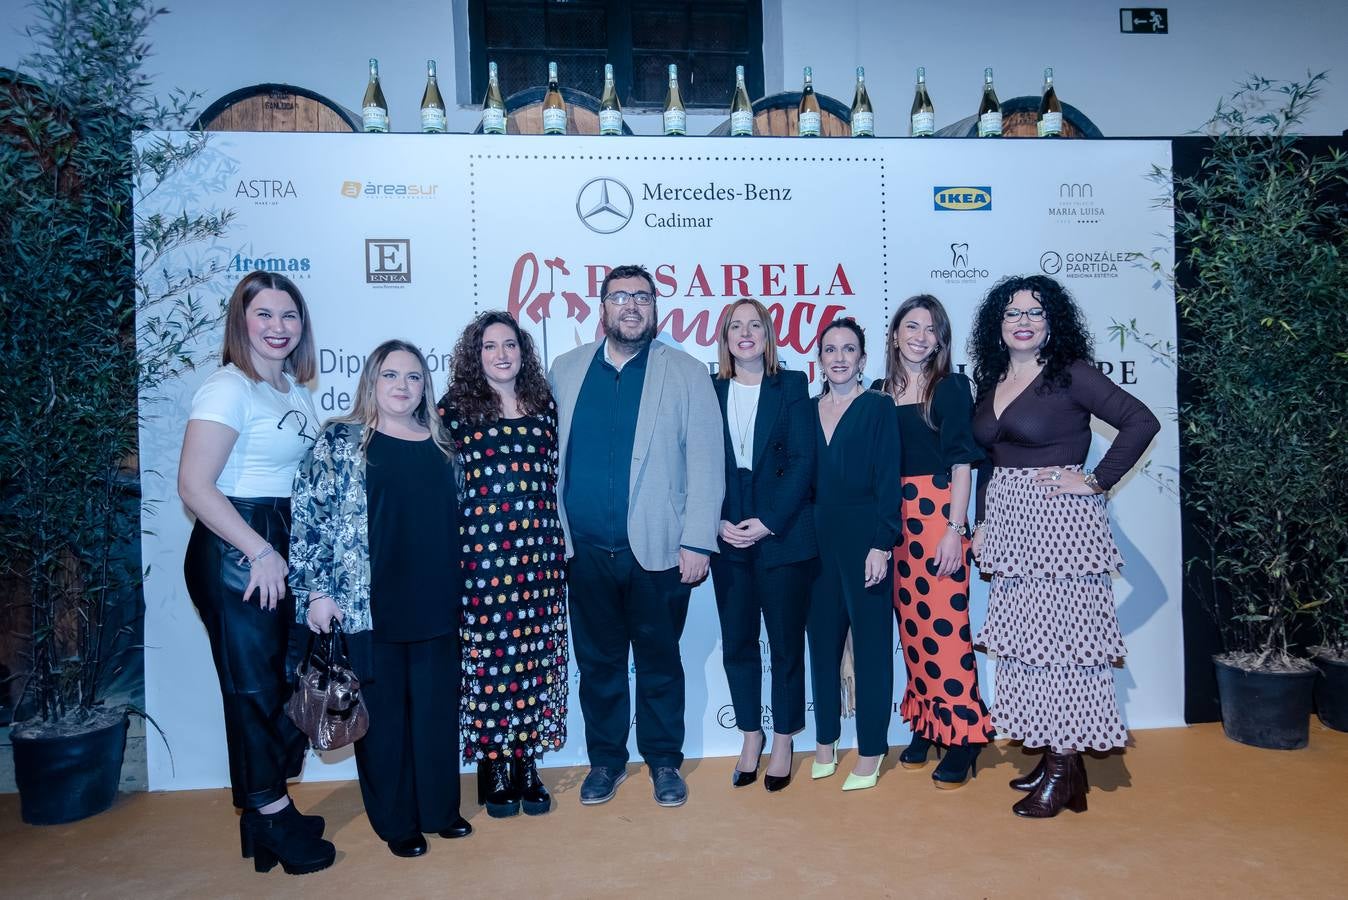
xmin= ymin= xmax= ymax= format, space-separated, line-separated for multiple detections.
xmin=337 ymin=339 xmax=455 ymax=461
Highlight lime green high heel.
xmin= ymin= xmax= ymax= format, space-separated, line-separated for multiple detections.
xmin=811 ymin=741 xmax=839 ymax=780
xmin=842 ymin=755 xmax=884 ymax=792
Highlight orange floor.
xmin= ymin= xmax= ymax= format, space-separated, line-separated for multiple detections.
xmin=3 ymin=721 xmax=1345 ymax=899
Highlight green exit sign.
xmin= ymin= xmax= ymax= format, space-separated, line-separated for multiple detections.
xmin=1121 ymin=8 xmax=1169 ymax=33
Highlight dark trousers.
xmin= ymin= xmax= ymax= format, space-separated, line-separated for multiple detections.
xmin=354 ymin=634 xmax=461 ymax=841
xmin=185 ymin=499 xmax=308 ymax=810
xmin=807 ymin=524 xmax=894 ymax=758
xmin=710 ymin=552 xmax=813 ymax=735
xmin=567 ymin=544 xmax=691 ymax=769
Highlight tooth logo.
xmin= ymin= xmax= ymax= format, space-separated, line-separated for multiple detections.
xmin=950 ymin=243 xmax=969 ymax=267
xmin=576 ymin=177 xmax=635 ymax=234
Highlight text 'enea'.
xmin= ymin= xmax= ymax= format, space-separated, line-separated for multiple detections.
xmin=505 ymin=253 xmax=853 ymax=351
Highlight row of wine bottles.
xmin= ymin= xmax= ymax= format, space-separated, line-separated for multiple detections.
xmin=361 ymin=59 xmax=1064 ymax=138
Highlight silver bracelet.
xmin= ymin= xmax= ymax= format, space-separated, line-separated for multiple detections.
xmin=238 ymin=544 xmax=274 ymax=568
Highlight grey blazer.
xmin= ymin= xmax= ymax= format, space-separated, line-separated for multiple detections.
xmin=550 ymin=339 xmax=726 ymax=572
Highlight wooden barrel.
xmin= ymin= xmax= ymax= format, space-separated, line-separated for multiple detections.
xmin=470 ymin=86 xmax=634 ymax=136
xmin=934 ymin=96 xmax=1102 ymax=138
xmin=194 ymin=84 xmax=360 ymax=132
xmin=706 ymin=91 xmax=853 ymax=137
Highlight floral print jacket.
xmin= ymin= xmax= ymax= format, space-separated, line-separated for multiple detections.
xmin=289 ymin=422 xmax=373 ymax=633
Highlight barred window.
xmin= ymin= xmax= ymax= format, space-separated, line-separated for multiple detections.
xmin=469 ymin=1 xmax=764 ymax=110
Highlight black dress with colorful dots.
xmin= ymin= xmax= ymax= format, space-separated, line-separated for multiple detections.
xmin=441 ymin=404 xmax=569 ymax=765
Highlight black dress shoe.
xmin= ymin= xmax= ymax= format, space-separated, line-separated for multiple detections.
xmin=387 ymin=833 xmax=429 ymax=858
xmin=732 ymin=729 xmax=764 ymax=788
xmin=763 ymin=737 xmax=793 ymax=793
xmin=437 ymin=816 xmax=472 ymax=839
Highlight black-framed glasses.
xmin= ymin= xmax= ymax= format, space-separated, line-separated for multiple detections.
xmin=603 ymin=290 xmax=655 ymax=307
xmin=278 ymin=409 xmax=318 ymax=443
xmin=1003 ymin=307 xmax=1047 ymax=322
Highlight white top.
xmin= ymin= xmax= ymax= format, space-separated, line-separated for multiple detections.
xmin=726 ymin=378 xmax=761 ymax=470
xmin=188 ymin=364 xmax=318 ymax=498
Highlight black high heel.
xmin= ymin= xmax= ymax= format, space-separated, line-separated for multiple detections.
xmin=241 ymin=807 xmax=335 ymax=875
xmin=763 ymin=737 xmax=794 ymax=793
xmin=932 ymin=744 xmax=982 ymax=790
xmin=239 ymin=805 xmax=325 ymax=858
xmin=477 ymin=759 xmax=521 ymax=818
xmin=732 ymin=729 xmax=764 ymax=788
xmin=899 ymin=734 xmax=936 ymax=770
xmin=514 ymin=758 xmax=552 ymax=815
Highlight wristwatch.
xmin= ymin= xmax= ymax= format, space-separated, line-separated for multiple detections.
xmin=946 ymin=520 xmax=969 ymax=537
xmin=1083 ymin=471 xmax=1103 ymax=493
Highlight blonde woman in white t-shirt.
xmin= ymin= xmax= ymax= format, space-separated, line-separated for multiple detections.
xmin=178 ymin=270 xmax=333 ymax=875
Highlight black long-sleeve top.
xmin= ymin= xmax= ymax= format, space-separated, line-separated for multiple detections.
xmin=871 ymin=374 xmax=984 ymax=477
xmin=973 ymin=360 xmax=1160 ymax=520
xmin=813 ymin=389 xmax=904 ymax=551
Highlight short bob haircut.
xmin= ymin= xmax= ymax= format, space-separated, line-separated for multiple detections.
xmin=716 ymin=298 xmax=780 ymax=379
xmin=220 ymin=270 xmax=317 ymax=385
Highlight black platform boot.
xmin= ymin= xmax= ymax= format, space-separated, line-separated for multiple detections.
xmin=241 ymin=807 xmax=336 ymax=874
xmin=477 ymin=759 xmax=521 ymax=818
xmin=240 ymin=804 xmax=325 ymax=859
xmin=514 ymin=757 xmax=552 ymax=816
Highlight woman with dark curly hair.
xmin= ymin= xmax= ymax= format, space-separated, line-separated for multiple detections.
xmin=438 ymin=311 xmax=568 ymax=819
xmin=968 ymin=275 xmax=1158 ymax=818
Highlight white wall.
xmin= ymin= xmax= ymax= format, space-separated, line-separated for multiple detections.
xmin=3 ymin=0 xmax=1346 ymax=136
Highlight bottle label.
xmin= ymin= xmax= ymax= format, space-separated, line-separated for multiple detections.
xmin=421 ymin=107 xmax=446 ymax=133
xmin=481 ymin=108 xmax=505 ymax=134
xmin=978 ymin=111 xmax=1002 ymax=137
xmin=851 ymin=111 xmax=874 ymax=136
xmin=1037 ymin=112 xmax=1063 ymax=137
xmin=730 ymin=109 xmax=753 ymax=136
xmin=663 ymin=108 xmax=686 ymax=135
xmin=911 ymin=111 xmax=935 ymax=136
xmin=799 ymin=110 xmax=821 ymax=137
xmin=362 ymin=106 xmax=388 ymax=132
xmin=542 ymin=107 xmax=567 ymax=134
xmin=599 ymin=109 xmax=623 ymax=135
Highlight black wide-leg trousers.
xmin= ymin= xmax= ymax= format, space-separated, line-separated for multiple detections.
xmin=353 ymin=633 xmax=461 ymax=841
xmin=184 ymin=497 xmax=308 ymax=810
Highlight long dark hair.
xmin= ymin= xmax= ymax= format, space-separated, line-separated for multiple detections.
xmin=445 ymin=311 xmax=553 ymax=424
xmin=882 ymin=294 xmax=953 ymax=426
xmin=968 ymin=275 xmax=1093 ymax=403
xmin=816 ymin=316 xmax=865 ymax=395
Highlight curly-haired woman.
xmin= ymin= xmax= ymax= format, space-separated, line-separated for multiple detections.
xmin=438 ymin=311 xmax=569 ymax=819
xmin=968 ymin=275 xmax=1159 ymax=818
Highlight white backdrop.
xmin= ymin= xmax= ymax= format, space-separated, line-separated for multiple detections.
xmin=136 ymin=133 xmax=1180 ymax=792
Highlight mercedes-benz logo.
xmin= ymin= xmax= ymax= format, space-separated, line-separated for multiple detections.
xmin=576 ymin=177 xmax=635 ymax=234
xmin=1040 ymin=250 xmax=1063 ymax=275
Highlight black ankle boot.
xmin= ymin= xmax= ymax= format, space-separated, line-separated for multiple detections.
xmin=477 ymin=759 xmax=521 ymax=818
xmin=242 ymin=807 xmax=336 ymax=874
xmin=899 ymin=734 xmax=935 ymax=770
xmin=240 ymin=804 xmax=325 ymax=859
xmin=1010 ymin=753 xmax=1047 ymax=792
xmin=1012 ymin=752 xmax=1089 ymax=818
xmin=514 ymin=758 xmax=552 ymax=816
xmin=932 ymin=744 xmax=981 ymax=790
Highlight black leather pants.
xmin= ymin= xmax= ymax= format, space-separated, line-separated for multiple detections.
xmin=184 ymin=496 xmax=308 ymax=810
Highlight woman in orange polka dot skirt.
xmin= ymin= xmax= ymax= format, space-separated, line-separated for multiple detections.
xmin=875 ymin=295 xmax=993 ymax=791
xmin=969 ymin=276 xmax=1159 ymax=819
xmin=440 ymin=311 xmax=568 ymax=819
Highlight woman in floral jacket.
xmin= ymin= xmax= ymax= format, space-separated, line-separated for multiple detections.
xmin=289 ymin=339 xmax=471 ymax=859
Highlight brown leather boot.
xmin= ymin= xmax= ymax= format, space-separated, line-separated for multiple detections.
xmin=1010 ymin=751 xmax=1089 ymax=793
xmin=1012 ymin=752 xmax=1088 ymax=818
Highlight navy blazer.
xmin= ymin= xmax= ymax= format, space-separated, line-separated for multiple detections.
xmin=713 ymin=368 xmax=818 ymax=568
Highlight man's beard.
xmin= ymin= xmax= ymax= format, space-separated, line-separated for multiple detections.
xmin=604 ymin=306 xmax=658 ymax=352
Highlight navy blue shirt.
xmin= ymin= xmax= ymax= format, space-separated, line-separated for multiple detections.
xmin=564 ymin=341 xmax=649 ymax=552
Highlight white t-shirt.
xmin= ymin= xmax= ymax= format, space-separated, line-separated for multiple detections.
xmin=726 ymin=378 xmax=761 ymax=470
xmin=188 ymin=364 xmax=319 ymax=498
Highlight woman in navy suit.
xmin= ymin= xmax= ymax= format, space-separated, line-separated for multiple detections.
xmin=710 ymin=298 xmax=818 ymax=792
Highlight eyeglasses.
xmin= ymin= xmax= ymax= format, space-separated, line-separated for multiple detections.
xmin=1003 ymin=307 xmax=1046 ymax=323
xmin=278 ymin=409 xmax=317 ymax=443
xmin=604 ymin=290 xmax=655 ymax=307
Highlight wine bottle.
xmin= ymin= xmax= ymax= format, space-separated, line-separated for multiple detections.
xmin=730 ymin=65 xmax=753 ymax=136
xmin=976 ymin=67 xmax=1001 ymax=138
xmin=420 ymin=59 xmax=446 ymax=133
xmin=1037 ymin=66 xmax=1063 ymax=137
xmin=663 ymin=64 xmax=686 ymax=136
xmin=481 ymin=61 xmax=506 ymax=134
xmin=910 ymin=66 xmax=935 ymax=137
xmin=599 ymin=63 xmax=623 ymax=135
xmin=798 ymin=66 xmax=821 ymax=137
xmin=542 ymin=61 xmax=566 ymax=135
xmin=361 ymin=58 xmax=389 ymax=133
xmin=850 ymin=66 xmax=874 ymax=137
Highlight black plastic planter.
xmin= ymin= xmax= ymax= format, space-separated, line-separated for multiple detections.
xmin=1213 ymin=657 xmax=1316 ymax=750
xmin=12 ymin=714 xmax=128 ymax=825
xmin=1313 ymin=653 xmax=1348 ymax=732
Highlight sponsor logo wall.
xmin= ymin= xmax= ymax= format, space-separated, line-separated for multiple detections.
xmin=136 ymin=133 xmax=1179 ymax=791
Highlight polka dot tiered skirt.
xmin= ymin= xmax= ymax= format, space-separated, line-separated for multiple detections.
xmin=974 ymin=466 xmax=1128 ymax=753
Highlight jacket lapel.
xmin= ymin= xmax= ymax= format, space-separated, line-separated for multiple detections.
xmin=751 ymin=372 xmax=783 ymax=469
xmin=631 ymin=342 xmax=669 ymax=491
xmin=556 ymin=341 xmax=603 ymax=469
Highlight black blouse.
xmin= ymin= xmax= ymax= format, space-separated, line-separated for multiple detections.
xmin=366 ymin=431 xmax=459 ymax=643
xmin=872 ymin=374 xmax=983 ymax=477
xmin=813 ymin=389 xmax=904 ymax=551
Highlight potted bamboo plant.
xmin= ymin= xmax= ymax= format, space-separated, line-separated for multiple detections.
xmin=0 ymin=0 xmax=228 ymax=823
